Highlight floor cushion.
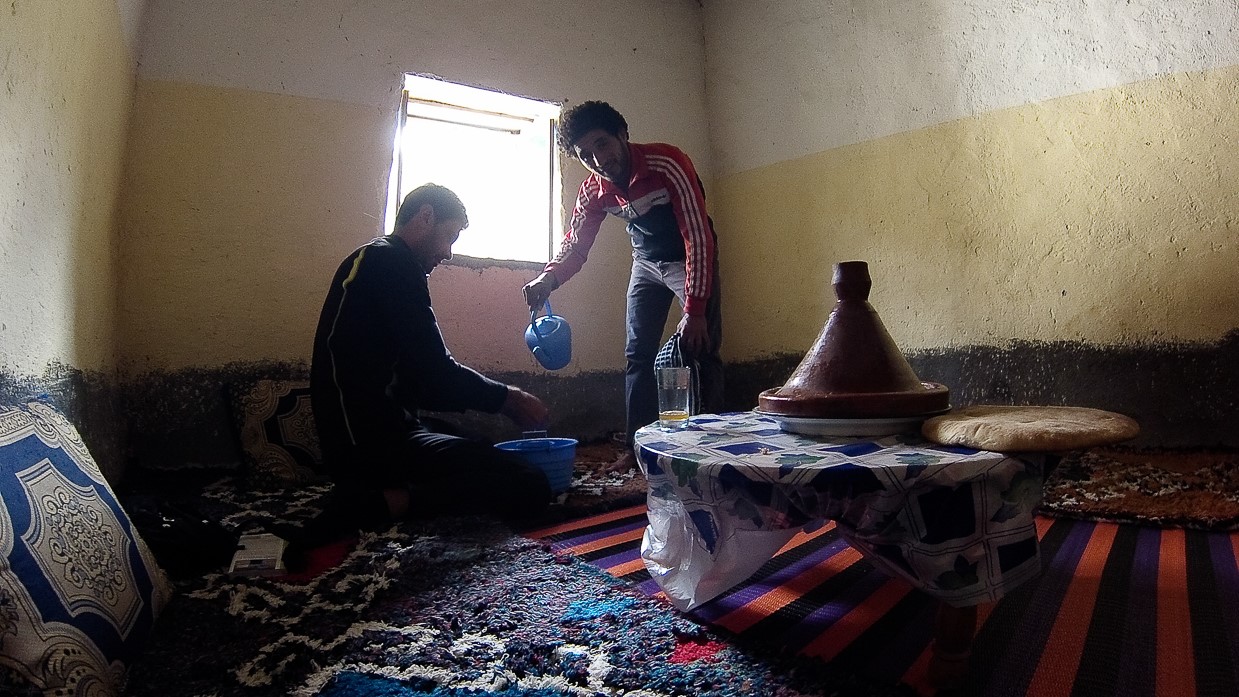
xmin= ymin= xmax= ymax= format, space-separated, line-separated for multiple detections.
xmin=921 ymin=404 xmax=1140 ymax=452
xmin=0 ymin=401 xmax=171 ymax=696
xmin=228 ymin=379 xmax=324 ymax=486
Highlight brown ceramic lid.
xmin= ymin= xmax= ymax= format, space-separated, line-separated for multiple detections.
xmin=757 ymin=261 xmax=950 ymax=419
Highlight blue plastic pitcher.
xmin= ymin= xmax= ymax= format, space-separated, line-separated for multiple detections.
xmin=525 ymin=301 xmax=571 ymax=370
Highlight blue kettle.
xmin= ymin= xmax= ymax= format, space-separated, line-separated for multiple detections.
xmin=525 ymin=301 xmax=572 ymax=370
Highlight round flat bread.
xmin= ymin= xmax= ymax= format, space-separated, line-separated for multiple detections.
xmin=921 ymin=405 xmax=1139 ymax=452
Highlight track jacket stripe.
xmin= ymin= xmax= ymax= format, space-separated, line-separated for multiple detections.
xmin=546 ymin=142 xmax=715 ymax=313
xmin=326 ymin=247 xmax=368 ymax=445
xmin=647 ymin=153 xmax=713 ymax=303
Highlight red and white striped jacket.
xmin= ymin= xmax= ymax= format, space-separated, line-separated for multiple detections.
xmin=544 ymin=141 xmax=717 ymax=315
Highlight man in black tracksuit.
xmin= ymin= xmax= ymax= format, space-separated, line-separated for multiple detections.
xmin=310 ymin=183 xmax=551 ymax=530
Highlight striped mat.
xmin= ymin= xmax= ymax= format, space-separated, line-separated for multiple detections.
xmin=524 ymin=506 xmax=1239 ymax=697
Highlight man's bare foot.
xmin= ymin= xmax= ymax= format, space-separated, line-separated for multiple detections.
xmin=605 ymin=450 xmax=638 ymax=474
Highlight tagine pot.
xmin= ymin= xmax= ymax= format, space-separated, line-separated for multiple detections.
xmin=757 ymin=261 xmax=949 ymax=419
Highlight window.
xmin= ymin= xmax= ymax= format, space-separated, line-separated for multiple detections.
xmin=384 ymin=75 xmax=562 ymax=263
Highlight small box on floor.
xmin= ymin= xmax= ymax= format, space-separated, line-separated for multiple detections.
xmin=228 ymin=533 xmax=288 ymax=577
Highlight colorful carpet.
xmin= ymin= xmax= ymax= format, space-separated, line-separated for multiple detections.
xmin=527 ymin=507 xmax=1239 ymax=696
xmin=114 ymin=476 xmax=907 ymax=697
xmin=537 ymin=440 xmax=648 ymax=523
xmin=23 ymin=441 xmax=1233 ymax=697
xmin=1038 ymin=447 xmax=1239 ymax=531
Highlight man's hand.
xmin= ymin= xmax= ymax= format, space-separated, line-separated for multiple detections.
xmin=522 ymin=272 xmax=557 ymax=310
xmin=500 ymin=385 xmax=549 ymax=430
xmin=676 ymin=314 xmax=709 ymax=355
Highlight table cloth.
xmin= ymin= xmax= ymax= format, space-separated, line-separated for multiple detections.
xmin=634 ymin=412 xmax=1043 ymax=611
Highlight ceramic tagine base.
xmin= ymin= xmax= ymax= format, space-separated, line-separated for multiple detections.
xmin=757 ymin=260 xmax=950 ymax=437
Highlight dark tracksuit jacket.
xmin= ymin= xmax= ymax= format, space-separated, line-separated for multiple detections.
xmin=310 ymin=235 xmax=507 ymax=485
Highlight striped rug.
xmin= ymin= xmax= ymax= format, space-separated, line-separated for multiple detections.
xmin=524 ymin=506 xmax=1239 ymax=697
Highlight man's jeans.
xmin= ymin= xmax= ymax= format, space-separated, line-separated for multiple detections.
xmin=625 ymin=255 xmax=724 ymax=444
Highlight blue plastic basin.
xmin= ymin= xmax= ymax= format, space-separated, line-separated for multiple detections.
xmin=495 ymin=437 xmax=577 ymax=495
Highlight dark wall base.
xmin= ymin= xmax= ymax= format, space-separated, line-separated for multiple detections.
xmin=726 ymin=331 xmax=1239 ymax=448
xmin=120 ymin=361 xmax=310 ymax=472
xmin=119 ymin=362 xmax=627 ymax=474
xmin=20 ymin=332 xmax=1232 ymax=486
xmin=0 ymin=363 xmax=126 ymax=482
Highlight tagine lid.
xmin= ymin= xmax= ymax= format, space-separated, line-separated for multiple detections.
xmin=757 ymin=261 xmax=950 ymax=419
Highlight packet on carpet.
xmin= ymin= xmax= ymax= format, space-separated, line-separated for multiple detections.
xmin=229 ymin=532 xmax=288 ymax=577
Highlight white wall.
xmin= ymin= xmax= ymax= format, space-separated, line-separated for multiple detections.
xmin=701 ymin=0 xmax=1239 ymax=359
xmin=138 ymin=0 xmax=710 ymax=168
xmin=0 ymin=0 xmax=143 ymax=376
xmin=704 ymin=0 xmax=1239 ymax=176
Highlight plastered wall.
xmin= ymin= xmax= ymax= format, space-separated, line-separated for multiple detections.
xmin=704 ymin=0 xmax=1239 ymax=356
xmin=1 ymin=0 xmax=141 ymax=374
xmin=713 ymin=69 xmax=1239 ymax=356
xmin=15 ymin=0 xmax=1231 ymax=470
xmin=702 ymin=0 xmax=1239 ymax=444
xmin=121 ymin=0 xmax=711 ymax=376
xmin=0 ymin=0 xmax=146 ymax=478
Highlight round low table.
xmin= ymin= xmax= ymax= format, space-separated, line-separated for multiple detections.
xmin=634 ymin=411 xmax=1047 ymax=687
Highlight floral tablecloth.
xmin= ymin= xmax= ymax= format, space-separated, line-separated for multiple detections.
xmin=634 ymin=412 xmax=1043 ymax=611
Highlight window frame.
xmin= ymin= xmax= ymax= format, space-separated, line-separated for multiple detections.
xmin=385 ymin=77 xmax=562 ymax=266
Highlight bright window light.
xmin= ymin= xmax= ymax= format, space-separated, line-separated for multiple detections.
xmin=384 ymin=75 xmax=562 ymax=263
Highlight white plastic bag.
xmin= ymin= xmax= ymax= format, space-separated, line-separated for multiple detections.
xmin=640 ymin=492 xmax=800 ymax=611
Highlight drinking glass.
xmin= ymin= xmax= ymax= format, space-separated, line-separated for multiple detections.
xmin=656 ymin=366 xmax=692 ymax=430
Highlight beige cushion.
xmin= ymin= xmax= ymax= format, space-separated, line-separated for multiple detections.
xmin=922 ymin=405 xmax=1140 ymax=452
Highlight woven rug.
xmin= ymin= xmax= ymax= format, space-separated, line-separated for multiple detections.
xmin=538 ymin=440 xmax=648 ymax=523
xmin=112 ymin=475 xmax=907 ymax=697
xmin=530 ymin=508 xmax=1239 ymax=697
xmin=1037 ymin=447 xmax=1239 ymax=531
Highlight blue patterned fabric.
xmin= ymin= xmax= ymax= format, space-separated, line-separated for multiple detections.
xmin=0 ymin=401 xmax=170 ymax=696
xmin=635 ymin=412 xmax=1044 ymax=611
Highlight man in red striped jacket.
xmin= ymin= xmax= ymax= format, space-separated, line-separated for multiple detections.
xmin=523 ymin=101 xmax=724 ymax=472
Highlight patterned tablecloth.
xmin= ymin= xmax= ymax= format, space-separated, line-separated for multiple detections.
xmin=634 ymin=412 xmax=1044 ymax=611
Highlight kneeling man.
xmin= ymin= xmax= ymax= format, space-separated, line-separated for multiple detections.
xmin=311 ymin=183 xmax=552 ymax=531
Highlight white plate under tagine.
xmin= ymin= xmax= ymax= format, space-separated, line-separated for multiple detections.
xmin=752 ymin=409 xmax=950 ymax=437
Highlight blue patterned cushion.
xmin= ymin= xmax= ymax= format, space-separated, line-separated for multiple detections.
xmin=0 ymin=401 xmax=171 ymax=696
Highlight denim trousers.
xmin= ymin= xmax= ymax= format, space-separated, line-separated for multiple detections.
xmin=624 ymin=255 xmax=724 ymax=444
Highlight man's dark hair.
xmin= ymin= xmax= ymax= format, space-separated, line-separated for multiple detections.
xmin=394 ymin=183 xmax=469 ymax=232
xmin=556 ymin=101 xmax=628 ymax=155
